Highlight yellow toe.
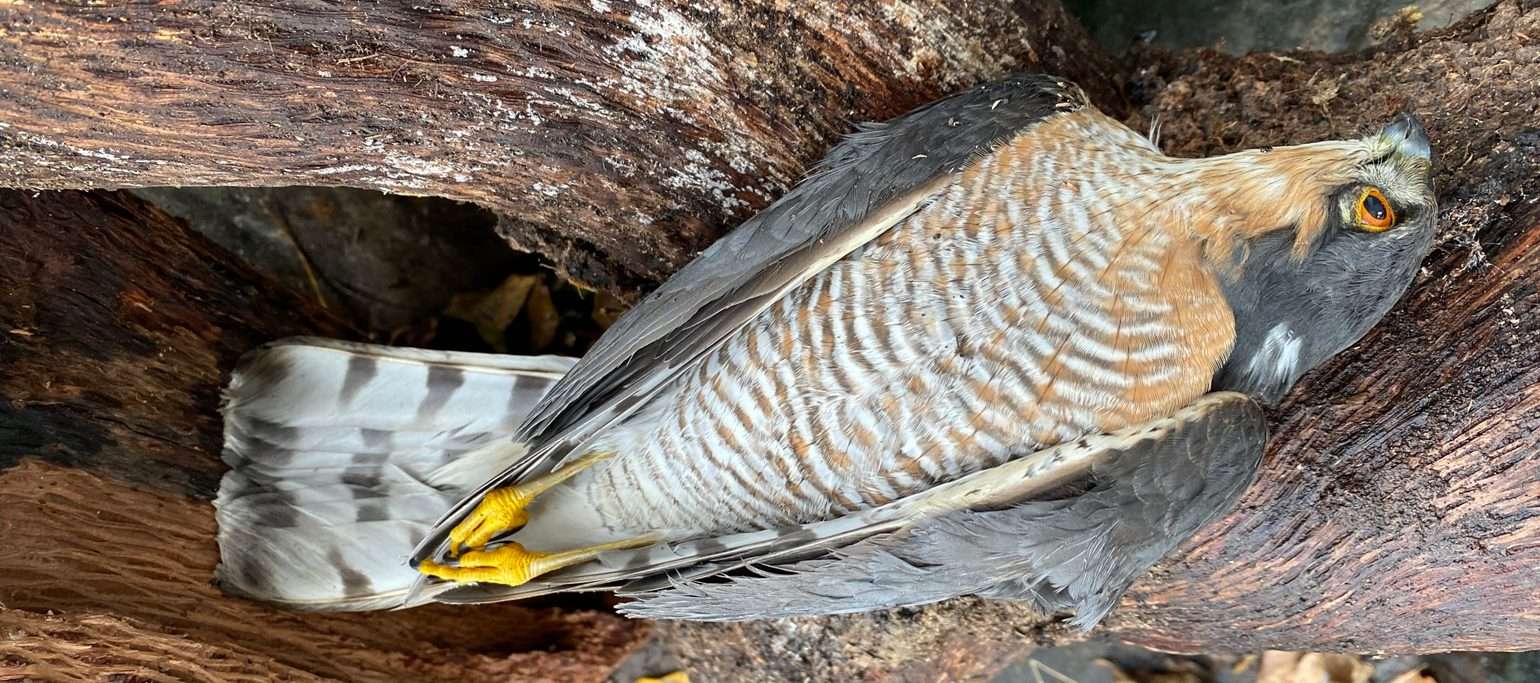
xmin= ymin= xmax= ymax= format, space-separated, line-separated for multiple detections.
xmin=419 ymin=543 xmax=548 ymax=587
xmin=635 ymin=673 xmax=689 ymax=683
xmin=447 ymin=487 xmax=532 ymax=556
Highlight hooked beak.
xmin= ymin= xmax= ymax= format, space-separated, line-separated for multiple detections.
xmin=1381 ymin=113 xmax=1432 ymax=162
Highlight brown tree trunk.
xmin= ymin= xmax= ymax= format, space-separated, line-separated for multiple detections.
xmin=663 ymin=3 xmax=1540 ymax=679
xmin=1 ymin=0 xmax=1539 ymax=681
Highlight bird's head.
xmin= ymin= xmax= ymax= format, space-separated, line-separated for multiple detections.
xmin=1208 ymin=114 xmax=1438 ymax=403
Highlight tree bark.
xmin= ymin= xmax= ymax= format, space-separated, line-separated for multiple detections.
xmin=0 ymin=0 xmax=1121 ymax=295
xmin=1 ymin=0 xmax=1539 ymax=681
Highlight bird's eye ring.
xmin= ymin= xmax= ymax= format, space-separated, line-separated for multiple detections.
xmin=1355 ymin=187 xmax=1396 ymax=232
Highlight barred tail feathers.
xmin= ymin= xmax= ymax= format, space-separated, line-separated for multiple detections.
xmin=214 ymin=338 xmax=575 ymax=611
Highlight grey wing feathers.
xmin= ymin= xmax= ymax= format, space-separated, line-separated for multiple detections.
xmin=412 ymin=392 xmax=1173 ymax=607
xmin=520 ymin=73 xmax=1087 ymax=450
xmin=614 ymin=392 xmax=1267 ymax=629
xmin=411 ymin=74 xmax=1090 ymax=567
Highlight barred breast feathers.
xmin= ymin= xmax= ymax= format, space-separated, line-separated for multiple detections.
xmin=537 ymin=108 xmax=1385 ymax=540
xmin=556 ymin=107 xmax=1283 ymax=536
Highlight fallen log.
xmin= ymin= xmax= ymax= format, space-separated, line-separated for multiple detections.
xmin=666 ymin=4 xmax=1540 ymax=679
xmin=1 ymin=0 xmax=1538 ymax=681
xmin=0 ymin=0 xmax=1120 ymax=295
xmin=0 ymin=1 xmax=1116 ymax=680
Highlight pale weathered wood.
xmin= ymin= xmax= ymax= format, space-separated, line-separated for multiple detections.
xmin=0 ymin=0 xmax=1121 ymax=294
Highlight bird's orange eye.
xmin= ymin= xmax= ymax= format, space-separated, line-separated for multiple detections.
xmin=1356 ymin=187 xmax=1396 ymax=232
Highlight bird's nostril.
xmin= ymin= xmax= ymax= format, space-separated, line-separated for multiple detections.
xmin=1383 ymin=113 xmax=1431 ymax=161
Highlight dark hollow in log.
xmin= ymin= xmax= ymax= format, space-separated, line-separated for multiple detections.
xmin=1 ymin=0 xmax=1539 ymax=681
xmin=0 ymin=190 xmax=648 ymax=682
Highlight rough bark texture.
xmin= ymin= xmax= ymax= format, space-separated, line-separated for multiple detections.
xmin=1 ymin=0 xmax=1539 ymax=682
xmin=0 ymin=2 xmax=1120 ymax=681
xmin=0 ymin=191 xmax=648 ymax=682
xmin=0 ymin=0 xmax=1121 ymax=295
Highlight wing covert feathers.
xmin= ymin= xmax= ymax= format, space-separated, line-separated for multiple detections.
xmin=419 ymin=392 xmax=1265 ymax=628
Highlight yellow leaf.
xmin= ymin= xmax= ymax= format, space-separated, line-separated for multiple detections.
xmin=1258 ymin=651 xmax=1373 ymax=683
xmin=445 ymin=274 xmax=539 ymax=352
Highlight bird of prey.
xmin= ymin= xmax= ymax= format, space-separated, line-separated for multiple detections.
xmin=215 ymin=73 xmax=1436 ymax=628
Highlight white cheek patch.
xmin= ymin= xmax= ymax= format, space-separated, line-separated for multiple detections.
xmin=1245 ymin=323 xmax=1303 ymax=387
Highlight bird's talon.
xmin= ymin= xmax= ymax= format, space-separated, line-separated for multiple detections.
xmin=445 ymin=487 xmax=533 ymax=557
xmin=423 ymin=451 xmax=632 ymax=586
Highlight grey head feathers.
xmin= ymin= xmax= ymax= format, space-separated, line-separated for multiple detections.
xmin=1217 ymin=114 xmax=1437 ymax=402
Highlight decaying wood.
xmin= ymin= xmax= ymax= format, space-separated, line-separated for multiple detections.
xmin=0 ymin=0 xmax=1120 ymax=295
xmin=0 ymin=191 xmax=647 ymax=682
xmin=1 ymin=0 xmax=1539 ymax=681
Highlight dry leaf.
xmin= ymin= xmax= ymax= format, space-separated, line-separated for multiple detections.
xmin=1258 ymin=651 xmax=1372 ymax=683
xmin=591 ymin=290 xmax=628 ymax=330
xmin=522 ymin=280 xmax=559 ymax=351
xmin=1096 ymin=658 xmax=1137 ymax=683
xmin=1022 ymin=658 xmax=1080 ymax=683
xmin=445 ymin=273 xmax=539 ymax=352
xmin=1232 ymin=654 xmax=1259 ymax=673
xmin=1092 ymin=659 xmax=1201 ymax=683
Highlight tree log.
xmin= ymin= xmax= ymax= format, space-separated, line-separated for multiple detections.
xmin=2 ymin=0 xmax=1539 ymax=681
xmin=0 ymin=0 xmax=1121 ymax=295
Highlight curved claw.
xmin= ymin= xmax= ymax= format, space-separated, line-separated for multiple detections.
xmin=421 ymin=536 xmax=660 ymax=587
xmin=443 ymin=450 xmax=619 ymax=557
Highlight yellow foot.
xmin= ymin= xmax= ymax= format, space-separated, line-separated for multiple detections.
xmin=420 ymin=537 xmax=658 ymax=587
xmin=446 ymin=487 xmax=532 ymax=557
xmin=420 ymin=544 xmax=546 ymax=586
xmin=635 ymin=673 xmax=689 ymax=683
xmin=445 ymin=450 xmax=616 ymax=557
